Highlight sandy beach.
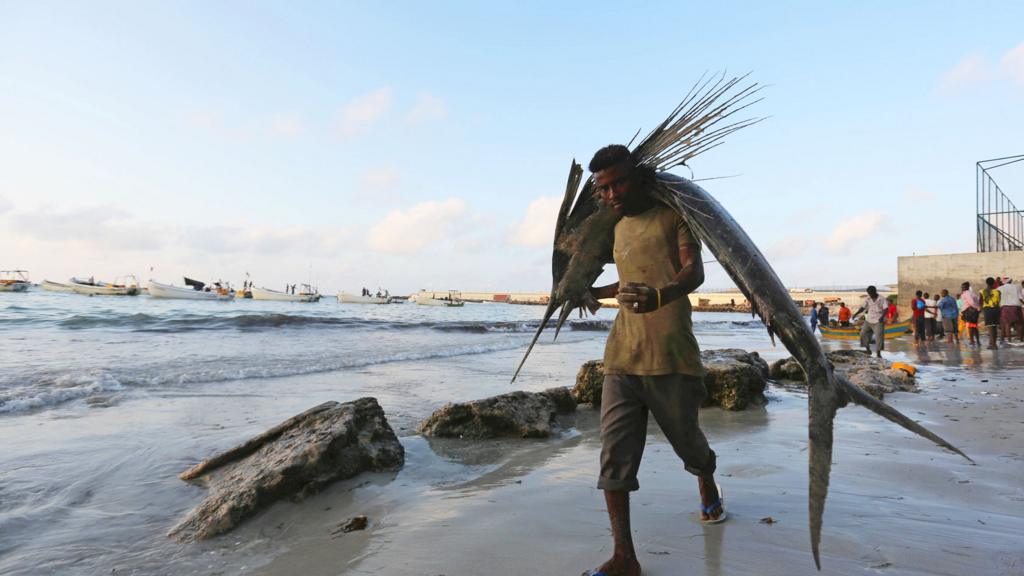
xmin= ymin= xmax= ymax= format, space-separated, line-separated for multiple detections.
xmin=3 ymin=312 xmax=1022 ymax=576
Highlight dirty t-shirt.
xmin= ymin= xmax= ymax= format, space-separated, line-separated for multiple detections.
xmin=603 ymin=204 xmax=704 ymax=377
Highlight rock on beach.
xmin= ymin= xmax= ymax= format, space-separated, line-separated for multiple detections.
xmin=418 ymin=387 xmax=577 ymax=439
xmin=769 ymin=349 xmax=917 ymax=399
xmin=571 ymin=349 xmax=770 ymax=411
xmin=169 ymin=397 xmax=404 ymax=542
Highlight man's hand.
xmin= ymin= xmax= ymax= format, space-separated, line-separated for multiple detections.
xmin=617 ymin=282 xmax=659 ymax=313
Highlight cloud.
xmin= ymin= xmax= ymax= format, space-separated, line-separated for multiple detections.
xmin=337 ymin=88 xmax=392 ymax=139
xmin=509 ymin=196 xmax=561 ymax=247
xmin=367 ymin=198 xmax=467 ymax=255
xmin=183 ymin=223 xmax=351 ymax=257
xmin=903 ymin=186 xmax=936 ymax=202
xmin=0 ymin=195 xmax=12 ymax=215
xmin=766 ymin=235 xmax=807 ymax=260
xmin=940 ymin=53 xmax=991 ymax=91
xmin=1001 ymin=42 xmax=1024 ymax=86
xmin=14 ymin=206 xmax=164 ymax=250
xmin=268 ymin=113 xmax=305 ymax=137
xmin=826 ymin=211 xmax=887 ymax=254
xmin=359 ymin=166 xmax=401 ymax=194
xmin=405 ymin=93 xmax=448 ymax=126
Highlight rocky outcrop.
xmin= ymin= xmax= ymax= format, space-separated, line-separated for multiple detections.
xmin=169 ymin=398 xmax=404 ymax=542
xmin=770 ymin=350 xmax=917 ymax=399
xmin=572 ymin=360 xmax=605 ymax=407
xmin=418 ymin=387 xmax=576 ymax=439
xmin=701 ymin=349 xmax=770 ymax=410
xmin=570 ymin=349 xmax=769 ymax=411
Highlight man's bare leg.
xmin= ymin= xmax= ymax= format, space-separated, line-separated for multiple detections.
xmin=698 ymin=475 xmax=724 ymax=521
xmin=586 ymin=491 xmax=641 ymax=576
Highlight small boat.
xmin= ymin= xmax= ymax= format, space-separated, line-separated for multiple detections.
xmin=413 ymin=290 xmax=465 ymax=307
xmin=0 ymin=270 xmax=30 ymax=292
xmin=819 ymin=320 xmax=912 ymax=340
xmin=251 ymin=284 xmax=321 ymax=302
xmin=147 ymin=279 xmax=234 ymax=300
xmin=42 ymin=280 xmax=76 ymax=292
xmin=338 ymin=291 xmax=392 ymax=304
xmin=69 ymin=275 xmax=141 ymax=296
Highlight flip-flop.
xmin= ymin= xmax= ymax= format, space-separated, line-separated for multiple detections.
xmin=581 ymin=570 xmax=608 ymax=576
xmin=700 ymin=483 xmax=728 ymax=524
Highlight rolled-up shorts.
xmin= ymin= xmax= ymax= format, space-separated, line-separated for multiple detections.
xmin=1000 ymin=305 xmax=1023 ymax=325
xmin=598 ymin=373 xmax=715 ymax=492
xmin=984 ymin=307 xmax=1001 ymax=327
xmin=942 ymin=317 xmax=957 ymax=333
xmin=860 ymin=321 xmax=884 ymax=351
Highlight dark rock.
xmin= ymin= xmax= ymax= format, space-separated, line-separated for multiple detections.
xmin=169 ymin=398 xmax=404 ymax=542
xmin=418 ymin=387 xmax=577 ymax=439
xmin=571 ymin=349 xmax=769 ymax=411
xmin=572 ymin=360 xmax=605 ymax=407
xmin=331 ymin=515 xmax=368 ymax=537
xmin=700 ymin=349 xmax=769 ymax=411
xmin=769 ymin=350 xmax=918 ymax=399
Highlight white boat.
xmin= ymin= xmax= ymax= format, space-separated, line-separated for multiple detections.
xmin=0 ymin=270 xmax=30 ymax=292
xmin=69 ymin=275 xmax=141 ymax=296
xmin=147 ymin=280 xmax=234 ymax=300
xmin=42 ymin=280 xmax=75 ymax=292
xmin=337 ymin=291 xmax=392 ymax=304
xmin=252 ymin=284 xmax=320 ymax=302
xmin=413 ymin=290 xmax=465 ymax=307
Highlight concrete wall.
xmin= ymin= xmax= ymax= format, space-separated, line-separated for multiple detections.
xmin=897 ymin=251 xmax=1024 ymax=315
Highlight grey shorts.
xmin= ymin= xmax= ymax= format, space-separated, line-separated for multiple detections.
xmin=598 ymin=373 xmax=716 ymax=492
xmin=942 ymin=317 xmax=957 ymax=333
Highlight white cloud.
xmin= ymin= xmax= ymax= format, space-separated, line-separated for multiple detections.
xmin=15 ymin=206 xmax=163 ymax=250
xmin=337 ymin=88 xmax=392 ymax=139
xmin=903 ymin=186 xmax=936 ymax=202
xmin=1001 ymin=42 xmax=1024 ymax=86
xmin=268 ymin=113 xmax=305 ymax=137
xmin=766 ymin=235 xmax=806 ymax=260
xmin=826 ymin=211 xmax=887 ymax=254
xmin=359 ymin=167 xmax=401 ymax=194
xmin=405 ymin=93 xmax=448 ymax=125
xmin=509 ymin=196 xmax=561 ymax=247
xmin=0 ymin=195 xmax=12 ymax=215
xmin=367 ymin=198 xmax=467 ymax=255
xmin=940 ymin=53 xmax=991 ymax=91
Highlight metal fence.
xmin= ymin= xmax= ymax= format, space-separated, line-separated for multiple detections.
xmin=977 ymin=155 xmax=1024 ymax=252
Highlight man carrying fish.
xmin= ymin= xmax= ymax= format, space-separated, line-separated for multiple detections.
xmin=582 ymin=144 xmax=723 ymax=576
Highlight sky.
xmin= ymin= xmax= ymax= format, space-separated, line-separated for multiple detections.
xmin=2 ymin=1 xmax=1023 ymax=294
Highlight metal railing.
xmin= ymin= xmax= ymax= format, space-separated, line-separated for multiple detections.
xmin=977 ymin=155 xmax=1024 ymax=252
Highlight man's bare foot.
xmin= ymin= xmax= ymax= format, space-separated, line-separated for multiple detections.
xmin=583 ymin=555 xmax=641 ymax=576
xmin=698 ymin=475 xmax=723 ymax=522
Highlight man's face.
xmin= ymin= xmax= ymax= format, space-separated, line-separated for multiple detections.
xmin=867 ymin=288 xmax=877 ymax=298
xmin=595 ymin=160 xmax=636 ymax=215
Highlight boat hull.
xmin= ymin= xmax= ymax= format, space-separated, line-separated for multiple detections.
xmin=251 ymin=286 xmax=320 ymax=302
xmin=147 ymin=281 xmax=233 ymax=300
xmin=337 ymin=292 xmax=389 ymax=304
xmin=0 ymin=282 xmax=29 ymax=292
xmin=819 ymin=320 xmax=911 ymax=340
xmin=69 ymin=281 xmax=139 ymax=296
xmin=42 ymin=280 xmax=75 ymax=292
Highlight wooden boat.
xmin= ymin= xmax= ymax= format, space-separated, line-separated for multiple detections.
xmin=0 ymin=270 xmax=30 ymax=292
xmin=819 ymin=320 xmax=911 ymax=340
xmin=413 ymin=290 xmax=465 ymax=307
xmin=337 ymin=291 xmax=391 ymax=304
xmin=251 ymin=284 xmax=320 ymax=302
xmin=69 ymin=275 xmax=141 ymax=296
xmin=147 ymin=280 xmax=234 ymax=300
xmin=42 ymin=280 xmax=76 ymax=292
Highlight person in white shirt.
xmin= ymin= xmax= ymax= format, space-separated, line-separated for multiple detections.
xmin=923 ymin=291 xmax=937 ymax=341
xmin=852 ymin=285 xmax=889 ymax=357
xmin=997 ymin=277 xmax=1023 ymax=342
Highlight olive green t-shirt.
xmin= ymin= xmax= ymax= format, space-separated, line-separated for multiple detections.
xmin=603 ymin=204 xmax=704 ymax=377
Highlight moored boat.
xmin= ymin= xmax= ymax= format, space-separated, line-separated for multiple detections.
xmin=412 ymin=290 xmax=465 ymax=307
xmin=338 ymin=291 xmax=391 ymax=304
xmin=0 ymin=270 xmax=30 ymax=292
xmin=69 ymin=275 xmax=141 ymax=296
xmin=251 ymin=284 xmax=320 ymax=302
xmin=42 ymin=279 xmax=75 ymax=292
xmin=819 ymin=320 xmax=912 ymax=340
xmin=147 ymin=280 xmax=234 ymax=300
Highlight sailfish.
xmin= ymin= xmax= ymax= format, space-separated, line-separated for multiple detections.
xmin=511 ymin=73 xmax=971 ymax=568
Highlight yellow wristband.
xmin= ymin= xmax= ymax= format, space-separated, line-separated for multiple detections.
xmin=656 ymin=288 xmax=661 ymax=310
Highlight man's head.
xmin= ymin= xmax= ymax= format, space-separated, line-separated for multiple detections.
xmin=866 ymin=285 xmax=877 ymax=298
xmin=590 ymin=144 xmax=644 ymax=215
xmin=961 ymin=282 xmax=970 ymax=291
xmin=942 ymin=289 xmax=949 ymax=297
xmin=986 ymin=276 xmax=995 ymax=288
xmin=915 ymin=290 xmax=923 ymax=298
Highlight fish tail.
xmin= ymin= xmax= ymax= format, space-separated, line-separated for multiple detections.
xmin=552 ymin=302 xmax=575 ymax=341
xmin=807 ymin=371 xmax=841 ymax=570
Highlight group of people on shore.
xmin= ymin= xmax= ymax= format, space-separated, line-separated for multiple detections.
xmin=807 ymin=286 xmax=892 ymax=357
xmin=912 ymin=277 xmax=1023 ymax=350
